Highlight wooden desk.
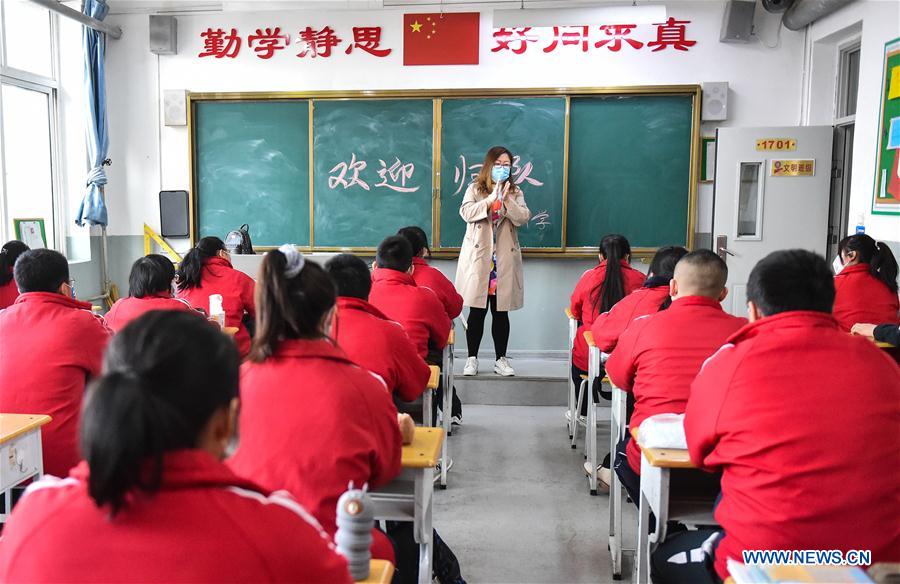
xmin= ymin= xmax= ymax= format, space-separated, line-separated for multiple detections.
xmin=565 ymin=307 xmax=574 ymax=320
xmin=426 ymin=366 xmax=440 ymax=390
xmin=422 ymin=365 xmax=439 ymax=429
xmin=223 ymin=326 xmax=239 ymax=337
xmin=876 ymin=341 xmax=895 ymax=349
xmin=634 ymin=429 xmax=717 ymax=584
xmin=447 ymin=329 xmax=455 ymax=346
xmin=1 ymin=414 xmax=52 ymax=523
xmin=371 ymin=427 xmax=445 ymax=584
xmin=358 ymin=560 xmax=394 ymax=583
xmin=584 ymin=330 xmax=595 ymax=347
xmin=581 ymin=332 xmax=604 ymax=495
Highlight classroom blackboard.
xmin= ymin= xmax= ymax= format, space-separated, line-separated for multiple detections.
xmin=191 ymin=88 xmax=698 ymax=254
xmin=439 ymin=97 xmax=566 ymax=248
xmin=566 ymin=95 xmax=694 ymax=248
xmin=313 ymin=99 xmax=433 ymax=247
xmin=194 ymin=100 xmax=310 ymax=247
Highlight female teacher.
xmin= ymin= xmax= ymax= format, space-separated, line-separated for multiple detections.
xmin=455 ymin=145 xmax=531 ymax=377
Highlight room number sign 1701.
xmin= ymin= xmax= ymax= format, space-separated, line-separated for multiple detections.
xmin=756 ymin=138 xmax=797 ymax=151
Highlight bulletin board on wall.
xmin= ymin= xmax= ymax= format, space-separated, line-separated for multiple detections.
xmin=189 ymin=86 xmax=701 ymax=257
xmin=873 ymin=36 xmax=900 ymax=215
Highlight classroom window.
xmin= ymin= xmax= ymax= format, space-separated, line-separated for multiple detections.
xmin=1 ymin=0 xmax=54 ymax=80
xmin=1 ymin=83 xmax=56 ymax=246
xmin=837 ymin=44 xmax=860 ymax=120
xmin=737 ymin=162 xmax=762 ymax=239
xmin=0 ymin=1 xmax=89 ymax=259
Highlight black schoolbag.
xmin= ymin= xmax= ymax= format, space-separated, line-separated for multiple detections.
xmin=224 ymin=224 xmax=254 ymax=255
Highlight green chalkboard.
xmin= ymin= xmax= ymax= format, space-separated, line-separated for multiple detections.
xmin=567 ymin=95 xmax=694 ymax=248
xmin=195 ymin=100 xmax=310 ymax=247
xmin=313 ymin=99 xmax=433 ymax=247
xmin=439 ymin=97 xmax=566 ymax=248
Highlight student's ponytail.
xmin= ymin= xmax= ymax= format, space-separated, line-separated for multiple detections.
xmin=839 ymin=234 xmax=899 ymax=294
xmin=0 ymin=240 xmax=29 ymax=286
xmin=250 ymin=245 xmax=336 ymax=363
xmin=589 ymin=234 xmax=632 ymax=316
xmin=177 ymin=236 xmax=226 ymax=290
xmin=81 ymin=311 xmax=239 ymax=516
xmin=872 ymin=241 xmax=899 ymax=294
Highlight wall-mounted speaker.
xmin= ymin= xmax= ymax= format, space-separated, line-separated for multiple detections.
xmin=150 ymin=15 xmax=177 ymax=55
xmin=159 ymin=190 xmax=190 ymax=238
xmin=702 ymin=82 xmax=729 ymax=121
xmin=720 ymin=0 xmax=756 ymax=43
xmin=163 ymin=89 xmax=188 ymax=126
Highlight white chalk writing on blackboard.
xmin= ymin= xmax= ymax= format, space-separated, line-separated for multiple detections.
xmin=451 ymin=154 xmax=544 ymax=196
xmin=328 ymin=153 xmax=420 ymax=193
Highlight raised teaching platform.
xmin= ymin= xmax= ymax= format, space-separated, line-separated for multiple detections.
xmin=189 ymin=86 xmax=701 ymax=256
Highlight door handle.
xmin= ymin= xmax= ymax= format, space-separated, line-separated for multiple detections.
xmin=716 ymin=235 xmax=735 ymax=260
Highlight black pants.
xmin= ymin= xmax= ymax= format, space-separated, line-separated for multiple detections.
xmin=387 ymin=522 xmax=465 ymax=584
xmin=651 ymin=528 xmax=724 ymax=584
xmin=466 ymin=295 xmax=509 ymax=359
xmin=570 ymin=363 xmax=611 ymax=412
xmin=427 ymin=348 xmax=462 ymax=422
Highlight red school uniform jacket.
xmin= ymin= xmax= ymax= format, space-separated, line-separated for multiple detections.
xmin=0 ymin=274 xmax=18 ymax=309
xmin=684 ymin=311 xmax=900 ymax=581
xmin=228 ymin=339 xmax=403 ymax=546
xmin=332 ymin=296 xmax=431 ymax=402
xmin=605 ymin=295 xmax=747 ymax=475
xmin=369 ymin=269 xmax=451 ymax=359
xmin=0 ymin=292 xmax=111 ymax=478
xmin=0 ymin=450 xmax=352 ymax=583
xmin=832 ymin=263 xmax=900 ymax=332
xmin=570 ymin=260 xmax=646 ymax=370
xmin=412 ymin=257 xmax=464 ymax=320
xmin=591 ymin=285 xmax=671 ymax=353
xmin=177 ymin=256 xmax=256 ymax=357
xmin=104 ymin=293 xmax=194 ymax=333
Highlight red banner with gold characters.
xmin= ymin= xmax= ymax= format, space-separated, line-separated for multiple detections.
xmin=195 ymin=14 xmax=698 ymax=64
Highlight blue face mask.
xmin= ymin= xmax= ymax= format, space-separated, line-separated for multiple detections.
xmin=491 ymin=165 xmax=511 ymax=183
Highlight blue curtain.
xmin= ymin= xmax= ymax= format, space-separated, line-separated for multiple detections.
xmin=75 ymin=0 xmax=110 ymax=227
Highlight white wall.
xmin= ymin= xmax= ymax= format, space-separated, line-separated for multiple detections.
xmin=104 ymin=1 xmax=804 ymax=237
xmin=806 ymin=0 xmax=900 ymax=242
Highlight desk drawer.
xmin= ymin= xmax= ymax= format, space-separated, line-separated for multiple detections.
xmin=1 ymin=430 xmax=41 ymax=492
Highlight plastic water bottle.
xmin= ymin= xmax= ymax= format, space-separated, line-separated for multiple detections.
xmin=855 ymin=214 xmax=866 ymax=235
xmin=335 ymin=482 xmax=373 ymax=581
xmin=208 ymin=294 xmax=225 ymax=329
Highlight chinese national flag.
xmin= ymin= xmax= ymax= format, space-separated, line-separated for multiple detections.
xmin=403 ymin=12 xmax=480 ymax=66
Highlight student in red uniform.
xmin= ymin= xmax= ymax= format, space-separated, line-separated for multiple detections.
xmin=370 ymin=235 xmax=451 ymax=360
xmin=591 ymin=245 xmax=688 ymax=353
xmin=0 ymin=311 xmax=352 ymax=583
xmin=606 ymin=250 xmax=746 ymax=496
xmin=832 ymin=234 xmax=899 ymax=332
xmin=228 ymin=245 xmax=413 ymax=567
xmin=397 ymin=226 xmax=464 ymax=320
xmin=176 ymin=236 xmax=256 ymax=357
xmin=0 ymin=249 xmax=110 ymax=478
xmin=653 ymin=250 xmax=900 ymax=584
xmin=0 ymin=240 xmax=28 ymax=310
xmin=325 ymin=253 xmax=431 ymax=403
xmin=569 ymin=234 xmax=645 ymax=411
xmin=396 ymin=226 xmax=465 ymax=425
xmin=105 ymin=254 xmax=193 ymax=332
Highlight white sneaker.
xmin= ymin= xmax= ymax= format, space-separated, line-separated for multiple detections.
xmin=463 ymin=357 xmax=478 ymax=376
xmin=582 ymin=462 xmax=612 ymax=492
xmin=494 ymin=356 xmax=515 ymax=377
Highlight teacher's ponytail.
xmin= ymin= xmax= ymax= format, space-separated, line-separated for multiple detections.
xmin=590 ymin=234 xmax=632 ymax=316
xmin=81 ymin=311 xmax=239 ymax=516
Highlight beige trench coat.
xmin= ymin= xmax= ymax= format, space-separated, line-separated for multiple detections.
xmin=454 ymin=183 xmax=531 ymax=311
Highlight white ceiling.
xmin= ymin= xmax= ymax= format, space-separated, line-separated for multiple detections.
xmin=104 ymin=0 xmax=642 ymax=15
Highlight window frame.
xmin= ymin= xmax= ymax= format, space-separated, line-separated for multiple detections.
xmin=0 ymin=2 xmax=65 ymax=250
xmin=834 ymin=39 xmax=860 ymax=126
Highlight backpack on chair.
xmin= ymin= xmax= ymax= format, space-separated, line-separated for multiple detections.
xmin=224 ymin=224 xmax=255 ymax=255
